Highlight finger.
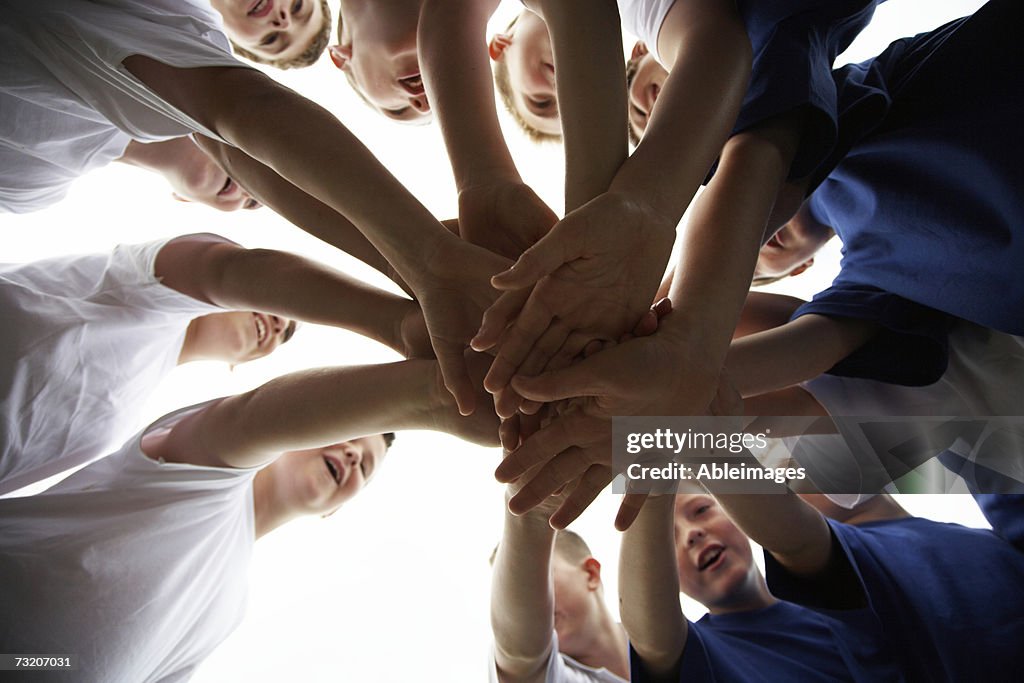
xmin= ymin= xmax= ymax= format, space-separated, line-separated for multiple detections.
xmin=473 ymin=289 xmax=529 ymax=352
xmin=491 ymin=229 xmax=573 ymax=290
xmin=550 ymin=466 xmax=614 ymax=529
xmin=499 ymin=414 xmax=521 ymax=452
xmin=510 ymin=356 xmax=610 ymax=403
xmin=513 ymin=322 xmax=572 ymax=411
xmin=582 ymin=340 xmax=604 ymax=358
xmin=436 ymin=341 xmax=476 ymax=416
xmin=508 ymin=447 xmax=592 ymax=515
xmin=493 ymin=415 xmax=583 ymax=483
xmin=541 ymin=330 xmax=594 ymax=374
xmin=630 ymin=309 xmax=658 ymax=338
xmin=652 ymin=297 xmax=673 ymax=318
xmin=493 ymin=385 xmax=525 ymax=420
xmin=614 ymin=493 xmax=651 ymax=531
xmin=484 ymin=294 xmax=558 ymax=393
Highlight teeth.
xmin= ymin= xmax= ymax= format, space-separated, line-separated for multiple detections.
xmin=324 ymin=457 xmax=340 ymax=483
xmin=249 ymin=0 xmax=266 ymax=15
xmin=255 ymin=317 xmax=266 ymax=343
xmin=700 ymin=548 xmax=723 ymax=570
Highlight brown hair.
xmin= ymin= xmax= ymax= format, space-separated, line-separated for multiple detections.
xmin=230 ymin=0 xmax=332 ymax=70
xmin=492 ymin=13 xmax=561 ymax=144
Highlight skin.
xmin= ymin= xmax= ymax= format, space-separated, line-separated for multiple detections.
xmin=330 ymin=0 xmax=430 ymax=123
xmin=755 ymin=201 xmax=835 ymax=281
xmin=211 ymin=0 xmax=325 ymax=65
xmin=251 ymin=435 xmax=387 ymax=537
xmin=179 ymin=311 xmax=294 ymax=365
xmin=117 ymin=138 xmax=259 ymax=211
xmin=490 ymin=11 xmax=561 ymax=137
xmin=626 ymin=42 xmax=668 ymax=143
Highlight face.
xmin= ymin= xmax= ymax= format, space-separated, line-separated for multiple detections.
xmin=330 ymin=6 xmax=430 ymax=123
xmin=673 ymin=495 xmax=763 ymax=612
xmin=170 ymin=154 xmax=259 ymax=212
xmin=212 ymin=0 xmax=324 ymax=64
xmin=492 ymin=11 xmax=561 ymax=137
xmin=550 ymin=554 xmax=601 ymax=655
xmin=270 ymin=436 xmax=387 ymax=516
xmin=627 ymin=42 xmax=669 ymax=143
xmin=754 ymin=201 xmax=834 ymax=281
xmin=196 ymin=311 xmax=295 ymax=364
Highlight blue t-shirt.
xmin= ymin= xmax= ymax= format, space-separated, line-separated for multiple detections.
xmin=766 ymin=517 xmax=1024 ymax=681
xmin=731 ymin=0 xmax=883 ymax=179
xmin=975 ymin=494 xmax=1024 ymax=554
xmin=629 ymin=600 xmax=900 ymax=682
xmin=793 ymin=0 xmax=1024 ymax=378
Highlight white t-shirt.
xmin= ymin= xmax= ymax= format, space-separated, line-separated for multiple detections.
xmin=0 ymin=234 xmax=227 ymax=496
xmin=789 ymin=322 xmax=1024 ymax=504
xmin=489 ymin=632 xmax=628 ymax=683
xmin=0 ymin=402 xmax=257 ymax=683
xmin=616 ymin=0 xmax=676 ymax=62
xmin=0 ymin=0 xmax=248 ymax=213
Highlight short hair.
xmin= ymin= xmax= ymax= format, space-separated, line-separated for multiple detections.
xmin=282 ymin=320 xmax=298 ymax=344
xmin=750 ymin=272 xmax=789 ymax=287
xmin=487 ymin=529 xmax=594 ymax=566
xmin=492 ymin=14 xmax=561 ymax=144
xmin=382 ymin=432 xmax=396 ymax=449
xmin=230 ymin=0 xmax=332 ymax=70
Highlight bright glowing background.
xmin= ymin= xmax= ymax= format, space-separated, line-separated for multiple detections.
xmin=1 ymin=1 xmax=989 ymax=681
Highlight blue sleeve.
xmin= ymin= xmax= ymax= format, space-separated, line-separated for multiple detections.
xmin=629 ymin=627 xmax=715 ymax=683
xmin=974 ymin=494 xmax=1024 ymax=553
xmin=732 ymin=0 xmax=881 ymax=180
xmin=792 ymin=283 xmax=952 ymax=385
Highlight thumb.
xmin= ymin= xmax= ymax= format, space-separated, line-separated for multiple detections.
xmin=436 ymin=343 xmax=476 ymax=416
xmin=491 ymin=228 xmax=574 ymax=291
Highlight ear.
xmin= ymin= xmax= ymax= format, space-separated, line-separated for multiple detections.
xmin=631 ymin=41 xmax=649 ymax=60
xmin=328 ymin=44 xmax=352 ymax=71
xmin=788 ymin=258 xmax=815 ymax=277
xmin=171 ymin=192 xmax=191 ymax=203
xmin=488 ymin=34 xmax=512 ymax=61
xmin=583 ymin=557 xmax=602 ymax=590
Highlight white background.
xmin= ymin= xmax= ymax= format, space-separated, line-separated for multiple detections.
xmin=2 ymin=1 xmax=989 ymax=681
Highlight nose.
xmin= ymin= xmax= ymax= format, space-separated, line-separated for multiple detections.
xmin=272 ymin=7 xmax=290 ymax=28
xmin=686 ymin=527 xmax=705 ymax=547
xmin=409 ymin=94 xmax=430 ymax=113
xmin=343 ymin=446 xmax=363 ymax=469
xmin=269 ymin=315 xmax=285 ymax=336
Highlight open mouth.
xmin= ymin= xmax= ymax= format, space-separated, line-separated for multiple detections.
xmin=218 ymin=177 xmax=237 ymax=198
xmin=248 ymin=0 xmax=273 ymax=18
xmin=323 ymin=454 xmax=344 ymax=485
xmin=254 ymin=314 xmax=268 ymax=345
xmin=698 ymin=545 xmax=724 ymax=571
xmin=397 ymin=72 xmax=424 ymax=95
xmin=766 ymin=232 xmax=785 ymax=250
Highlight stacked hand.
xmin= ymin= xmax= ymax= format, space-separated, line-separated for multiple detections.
xmin=471 ymin=192 xmax=677 ymax=417
xmin=456 ymin=180 xmax=558 ymax=260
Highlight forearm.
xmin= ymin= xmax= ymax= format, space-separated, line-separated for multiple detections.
xmin=733 ymin=292 xmax=806 ymax=338
xmin=122 ymin=59 xmax=458 ymax=290
xmin=215 ymin=247 xmax=416 ymax=355
xmin=193 ymin=135 xmax=402 ymax=288
xmin=664 ymin=118 xmax=804 ymax=375
xmin=726 ymin=314 xmax=878 ymax=397
xmin=706 ymin=492 xmax=832 ymax=577
xmin=491 ymin=505 xmax=558 ymax=681
xmin=619 ymin=495 xmax=686 ymax=678
xmin=177 ymin=360 xmax=441 ymax=469
xmin=419 ymin=0 xmax=520 ymax=190
xmin=609 ymin=6 xmax=750 ymax=221
xmin=536 ymin=0 xmax=627 ymax=210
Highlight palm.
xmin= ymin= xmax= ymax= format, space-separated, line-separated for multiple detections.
xmin=457 ymin=182 xmax=557 ymax=260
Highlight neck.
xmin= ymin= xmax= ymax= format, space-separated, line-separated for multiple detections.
xmin=567 ymin=612 xmax=630 ymax=679
xmin=707 ymin=573 xmax=778 ymax=616
xmin=177 ymin=316 xmax=230 ymax=365
xmin=252 ymin=468 xmax=299 ymax=539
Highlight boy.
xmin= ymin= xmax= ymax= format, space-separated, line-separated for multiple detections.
xmin=706 ymin=490 xmax=1024 ymax=680
xmin=620 ymin=493 xmax=900 ymax=681
xmin=0 ymin=232 xmax=430 ymax=495
xmin=490 ymin=485 xmax=629 ymax=683
xmin=327 ymin=0 xmax=431 ymax=123
xmin=0 ymin=353 xmax=497 ymax=682
xmin=5 ymin=0 xmax=508 ymax=415
xmin=212 ymin=0 xmax=333 ymax=70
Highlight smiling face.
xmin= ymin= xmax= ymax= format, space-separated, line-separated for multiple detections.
xmin=673 ymin=495 xmax=769 ymax=613
xmin=329 ymin=2 xmax=430 ymax=123
xmin=754 ymin=201 xmax=835 ymax=283
xmin=188 ymin=311 xmax=296 ymax=365
xmin=490 ymin=10 xmax=561 ymax=139
xmin=626 ymin=42 xmax=669 ymax=144
xmin=267 ymin=435 xmax=388 ymax=517
xmin=211 ymin=0 xmax=327 ymax=66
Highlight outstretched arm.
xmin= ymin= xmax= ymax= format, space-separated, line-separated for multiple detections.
xmin=491 ymin=491 xmax=559 ymax=683
xmin=147 ymin=359 xmax=498 ymax=470
xmin=619 ymin=494 xmax=687 ymax=681
xmin=154 ymin=236 xmax=428 ymax=358
xmin=193 ymin=135 xmax=405 ymax=292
